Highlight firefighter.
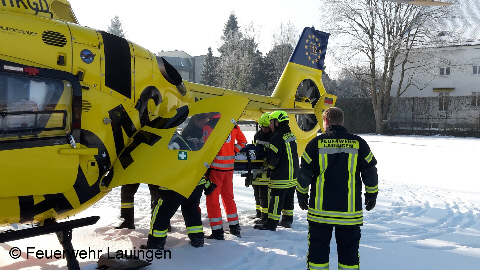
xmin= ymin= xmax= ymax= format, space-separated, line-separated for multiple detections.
xmin=203 ymin=112 xmax=247 ymax=240
xmin=115 ymin=183 xmax=161 ymax=230
xmin=140 ymin=132 xmax=216 ymax=249
xmin=297 ymin=107 xmax=378 ymax=269
xmin=254 ymin=110 xmax=298 ymax=231
xmin=250 ymin=112 xmax=272 ymax=224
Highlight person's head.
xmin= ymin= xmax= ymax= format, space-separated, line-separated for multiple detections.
xmin=322 ymin=107 xmax=344 ymax=130
xmin=205 ymin=112 xmax=219 ymax=119
xmin=269 ymin=110 xmax=289 ymax=132
xmin=194 ymin=113 xmax=209 ymax=128
xmin=258 ymin=112 xmax=271 ymax=133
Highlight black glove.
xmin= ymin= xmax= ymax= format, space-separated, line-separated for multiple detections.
xmin=263 ymin=166 xmax=272 ymax=178
xmin=245 ymin=177 xmax=252 ymax=188
xmin=297 ymin=191 xmax=309 ymax=210
xmin=364 ymin=193 xmax=377 ymax=211
xmin=203 ymin=180 xmax=217 ymax=196
xmin=299 ymin=201 xmax=308 ymax=210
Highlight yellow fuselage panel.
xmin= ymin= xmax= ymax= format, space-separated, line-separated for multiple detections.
xmin=0 ymin=12 xmax=71 ymax=71
xmin=69 ymin=22 xmax=102 ymax=90
xmin=0 ymin=145 xmax=78 ymax=197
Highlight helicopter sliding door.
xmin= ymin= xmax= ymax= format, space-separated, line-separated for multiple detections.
xmin=108 ymin=95 xmax=250 ymax=197
xmin=0 ymin=67 xmax=78 ymax=197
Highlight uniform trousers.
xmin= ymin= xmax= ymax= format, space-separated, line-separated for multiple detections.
xmin=307 ymin=221 xmax=361 ymax=269
xmin=150 ymin=185 xmax=204 ymax=240
xmin=120 ymin=183 xmax=161 ymax=217
xmin=206 ymin=169 xmax=239 ymax=229
xmin=253 ymin=184 xmax=268 ymax=217
xmin=265 ymin=186 xmax=295 ymax=227
xmin=281 ymin=186 xmax=295 ymax=221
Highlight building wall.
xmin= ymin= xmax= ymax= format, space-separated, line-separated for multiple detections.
xmin=390 ymin=44 xmax=480 ymax=130
xmin=157 ymin=50 xmax=205 ymax=83
xmin=392 ymin=44 xmax=480 ymax=97
xmin=193 ymin=55 xmax=205 ymax=83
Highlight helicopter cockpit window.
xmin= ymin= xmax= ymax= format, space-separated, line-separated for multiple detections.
xmin=167 ymin=112 xmax=219 ymax=151
xmin=0 ymin=73 xmax=72 ymax=140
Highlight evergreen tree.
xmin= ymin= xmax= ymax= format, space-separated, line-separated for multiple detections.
xmin=216 ymin=13 xmax=264 ymax=93
xmin=222 ymin=12 xmax=240 ymax=40
xmin=200 ymin=47 xmax=218 ymax=86
xmin=107 ymin=15 xmax=126 ymax=38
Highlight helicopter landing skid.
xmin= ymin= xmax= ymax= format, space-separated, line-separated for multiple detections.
xmin=0 ymin=216 xmax=100 ymax=270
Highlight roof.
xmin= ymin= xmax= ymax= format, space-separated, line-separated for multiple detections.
xmin=432 ymin=0 xmax=480 ymax=45
xmin=157 ymin=50 xmax=192 ymax=59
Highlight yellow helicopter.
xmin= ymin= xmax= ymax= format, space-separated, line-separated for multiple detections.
xmin=0 ymin=0 xmax=335 ymax=267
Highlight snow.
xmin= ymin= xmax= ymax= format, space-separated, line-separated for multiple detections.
xmin=1 ymin=132 xmax=479 ymax=269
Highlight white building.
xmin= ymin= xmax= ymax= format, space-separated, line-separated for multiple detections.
xmin=157 ymin=50 xmax=205 ymax=83
xmin=390 ymin=44 xmax=480 ymax=130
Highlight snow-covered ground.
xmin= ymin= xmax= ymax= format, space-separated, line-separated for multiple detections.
xmin=1 ymin=132 xmax=479 ymax=269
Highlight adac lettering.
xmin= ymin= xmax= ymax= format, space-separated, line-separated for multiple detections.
xmin=109 ymin=104 xmax=190 ymax=170
xmin=18 ymin=130 xmax=111 ymax=223
xmin=19 ymin=193 xmax=73 ymax=223
xmin=1 ymin=0 xmax=50 ymax=14
xmin=108 ymin=105 xmax=162 ymax=170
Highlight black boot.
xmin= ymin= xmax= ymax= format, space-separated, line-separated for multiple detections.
xmin=253 ymin=219 xmax=276 ymax=231
xmin=206 ymin=228 xmax=225 ymax=240
xmin=278 ymin=216 xmax=293 ymax=228
xmin=189 ymin=233 xmax=204 ymax=248
xmin=229 ymin=224 xmax=241 ymax=238
xmin=254 ymin=213 xmax=268 ymax=225
xmin=249 ymin=210 xmax=261 ymax=219
xmin=115 ymin=208 xmax=135 ymax=229
xmin=140 ymin=235 xmax=166 ymax=250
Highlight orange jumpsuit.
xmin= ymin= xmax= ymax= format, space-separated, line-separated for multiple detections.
xmin=203 ymin=114 xmax=247 ymax=230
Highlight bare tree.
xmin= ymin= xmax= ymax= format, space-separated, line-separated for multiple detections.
xmin=320 ymin=0 xmax=452 ymax=133
xmin=271 ymin=21 xmax=299 ymax=49
xmin=263 ymin=22 xmax=298 ymax=94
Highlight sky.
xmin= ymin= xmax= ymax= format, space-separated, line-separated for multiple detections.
xmin=1 ymin=132 xmax=479 ymax=269
xmin=68 ymin=0 xmax=323 ymax=57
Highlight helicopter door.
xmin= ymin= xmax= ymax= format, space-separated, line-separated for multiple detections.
xmin=108 ymin=95 xmax=250 ymax=197
xmin=0 ymin=70 xmax=78 ymax=197
xmin=69 ymin=23 xmax=102 ymax=92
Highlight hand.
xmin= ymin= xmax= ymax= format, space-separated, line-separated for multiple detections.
xmin=245 ymin=178 xmax=252 ymax=188
xmin=203 ymin=180 xmax=217 ymax=196
xmin=299 ymin=200 xmax=309 ymax=210
xmin=297 ymin=191 xmax=309 ymax=210
xmin=364 ymin=193 xmax=376 ymax=211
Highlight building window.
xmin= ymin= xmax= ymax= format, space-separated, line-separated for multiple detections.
xmin=440 ymin=67 xmax=451 ymax=76
xmin=439 ymin=92 xmax=449 ymax=111
xmin=473 ymin=66 xmax=479 ymax=74
xmin=472 ymin=92 xmax=480 ymax=107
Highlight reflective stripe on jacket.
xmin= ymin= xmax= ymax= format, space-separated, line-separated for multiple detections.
xmin=203 ymin=115 xmax=247 ymax=171
xmin=297 ymin=125 xmax=378 ymax=226
xmin=265 ymin=122 xmax=299 ymax=189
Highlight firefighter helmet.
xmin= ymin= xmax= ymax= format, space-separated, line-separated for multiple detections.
xmin=269 ymin=110 xmax=289 ymax=122
xmin=258 ymin=113 xmax=271 ymax=127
